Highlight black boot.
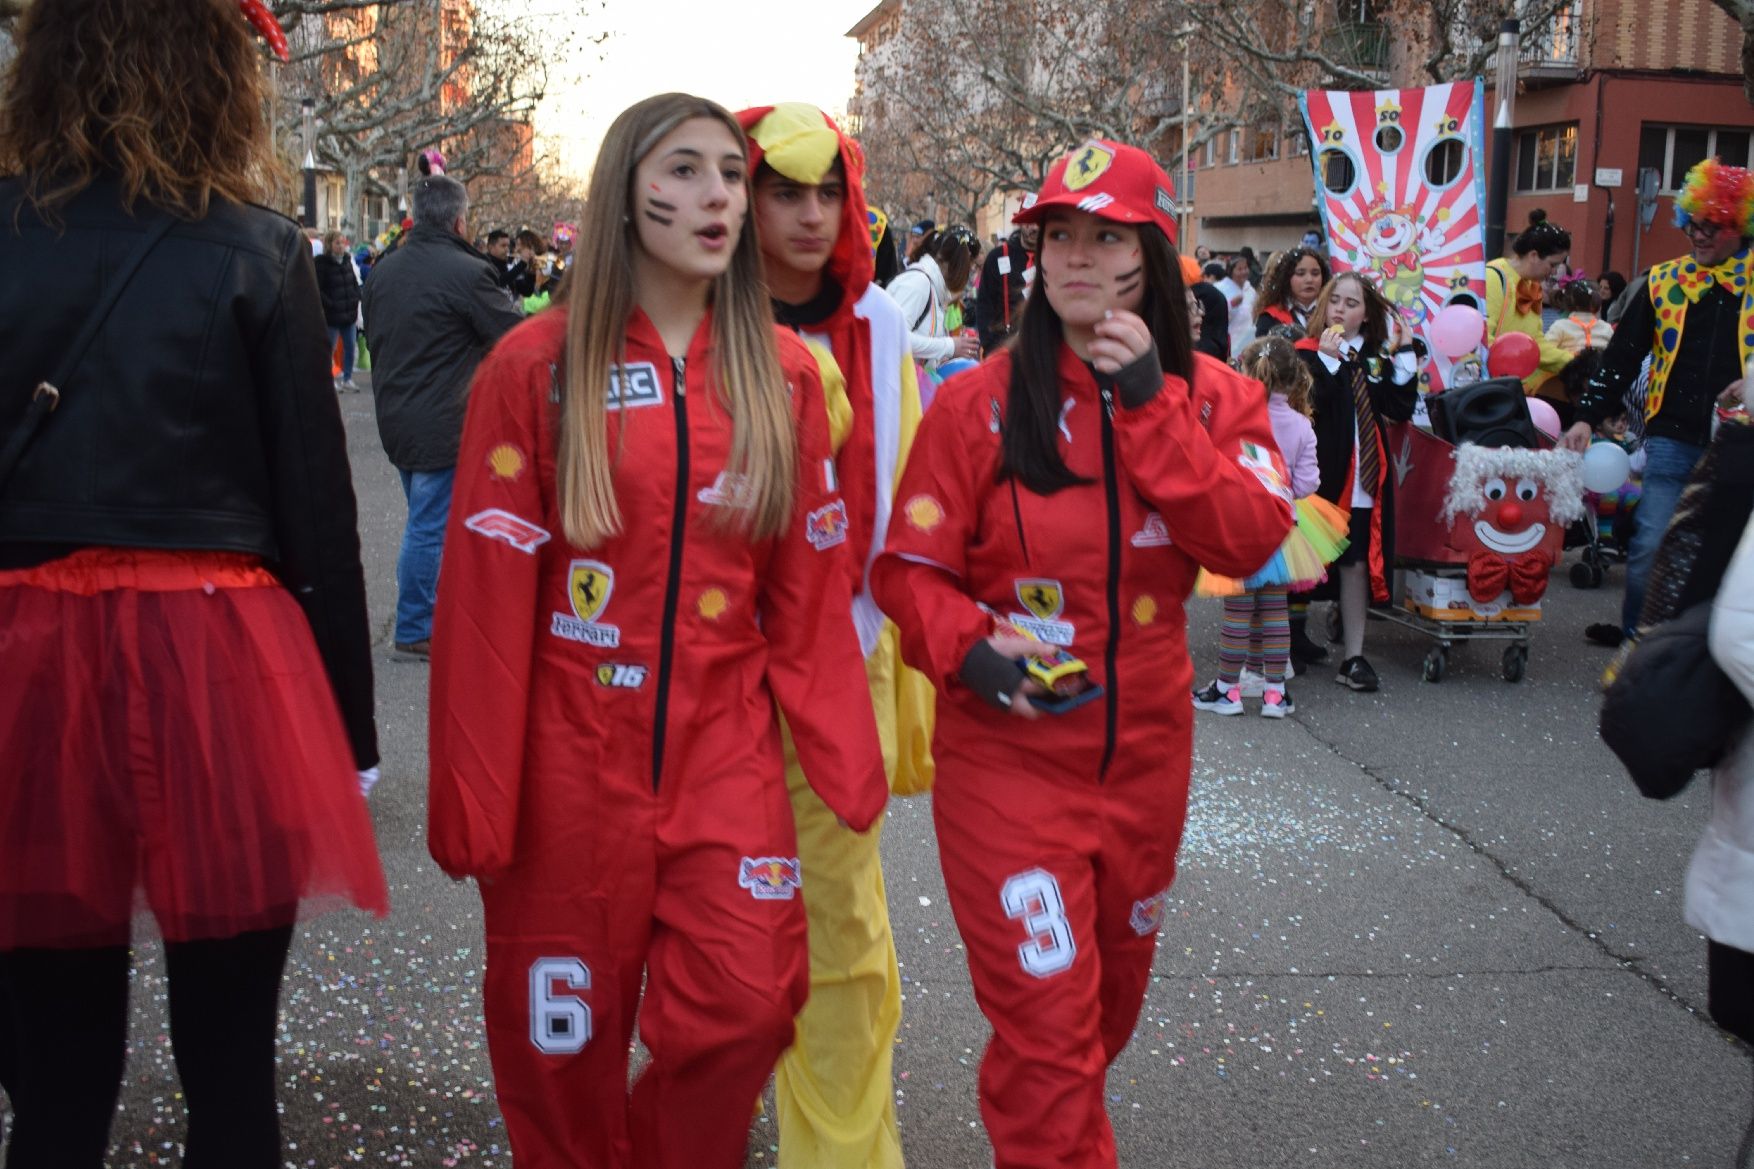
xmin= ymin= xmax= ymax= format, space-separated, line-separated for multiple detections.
xmin=1290 ymin=613 xmax=1329 ymax=665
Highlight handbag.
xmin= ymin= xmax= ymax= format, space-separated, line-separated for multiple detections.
xmin=1600 ymin=602 xmax=1752 ymax=799
xmin=0 ymin=213 xmax=177 ymax=495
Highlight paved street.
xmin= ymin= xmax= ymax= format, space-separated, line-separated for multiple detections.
xmin=87 ymin=378 xmax=1751 ymax=1167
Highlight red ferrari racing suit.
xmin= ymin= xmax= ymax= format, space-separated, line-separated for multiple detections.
xmin=429 ymin=307 xmax=887 ymax=1169
xmin=870 ymin=347 xmax=1292 ymax=1169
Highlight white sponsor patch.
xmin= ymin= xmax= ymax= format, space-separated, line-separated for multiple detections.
xmin=697 ymin=471 xmax=754 ymax=508
xmin=464 ymin=508 xmax=551 ymax=554
xmin=607 ymin=362 xmax=663 ymax=411
xmin=1131 ymin=512 xmax=1172 ymax=548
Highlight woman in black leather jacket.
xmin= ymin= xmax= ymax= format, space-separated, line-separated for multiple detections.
xmin=0 ymin=1 xmax=387 ymax=1164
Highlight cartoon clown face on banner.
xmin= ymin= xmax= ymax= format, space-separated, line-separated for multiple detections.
xmin=1299 ymin=82 xmax=1490 ymax=393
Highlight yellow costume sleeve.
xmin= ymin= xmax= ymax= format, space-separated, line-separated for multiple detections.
xmin=805 ymin=339 xmax=854 ymax=454
xmin=885 ymin=353 xmax=937 ymax=798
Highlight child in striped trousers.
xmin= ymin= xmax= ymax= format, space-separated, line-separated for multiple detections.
xmin=1194 ymin=337 xmax=1333 ymax=717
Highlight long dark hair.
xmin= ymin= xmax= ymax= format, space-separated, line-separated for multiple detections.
xmin=1001 ymin=220 xmax=1192 ymax=494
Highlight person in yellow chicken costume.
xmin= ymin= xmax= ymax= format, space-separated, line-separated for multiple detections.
xmin=735 ymin=102 xmax=935 ymax=1169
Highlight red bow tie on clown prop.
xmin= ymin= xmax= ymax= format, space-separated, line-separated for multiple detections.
xmin=1466 ymin=550 xmax=1553 ymax=605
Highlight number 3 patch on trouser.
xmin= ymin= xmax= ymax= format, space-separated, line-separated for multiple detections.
xmin=529 ymin=956 xmax=593 ymax=1054
xmin=1001 ymin=867 xmax=1076 ymax=978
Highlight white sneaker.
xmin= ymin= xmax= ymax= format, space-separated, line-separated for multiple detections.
xmin=1260 ymin=686 xmax=1295 ymax=718
xmin=1238 ymin=668 xmax=1266 ymax=698
xmin=1192 ymin=680 xmax=1244 ymax=715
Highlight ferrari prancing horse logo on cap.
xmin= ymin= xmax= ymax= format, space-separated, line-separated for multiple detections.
xmin=1064 ymin=142 xmax=1115 ymax=192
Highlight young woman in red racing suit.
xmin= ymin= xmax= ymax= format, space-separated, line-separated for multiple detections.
xmin=871 ymin=141 xmax=1294 ymax=1169
xmin=427 ymin=94 xmax=887 ymax=1169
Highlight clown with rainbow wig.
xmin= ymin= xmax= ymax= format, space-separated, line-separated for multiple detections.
xmin=1568 ymin=158 xmax=1754 ymax=645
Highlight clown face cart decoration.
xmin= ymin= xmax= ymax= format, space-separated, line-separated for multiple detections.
xmin=1365 ymin=426 xmax=1585 ymax=683
xmin=1299 ymin=82 xmax=1490 ymax=393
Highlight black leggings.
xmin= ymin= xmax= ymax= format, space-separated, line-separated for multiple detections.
xmin=0 ymin=924 xmax=294 ymax=1168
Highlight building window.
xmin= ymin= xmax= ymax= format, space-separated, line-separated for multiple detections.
xmin=1251 ymin=126 xmax=1280 ymax=162
xmin=1227 ymin=129 xmax=1240 ymax=164
xmin=1638 ymin=125 xmax=1752 ymax=193
xmin=1514 ymin=123 xmax=1576 ymax=192
xmin=1204 ymin=138 xmax=1216 ymax=168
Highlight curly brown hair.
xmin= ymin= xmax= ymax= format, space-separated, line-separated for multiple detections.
xmin=0 ymin=0 xmax=280 ymax=221
xmin=1257 ymin=245 xmax=1331 ymax=314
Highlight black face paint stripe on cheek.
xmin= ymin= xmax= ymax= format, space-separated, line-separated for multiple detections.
xmin=1113 ymin=266 xmax=1144 ymax=296
xmin=648 ymin=198 xmax=678 ymax=213
xmin=643 ymin=210 xmax=675 ymax=227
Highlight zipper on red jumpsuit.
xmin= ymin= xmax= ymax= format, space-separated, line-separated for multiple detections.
xmin=650 ymin=356 xmax=689 ymax=791
xmin=1098 ymin=386 xmax=1122 ymax=780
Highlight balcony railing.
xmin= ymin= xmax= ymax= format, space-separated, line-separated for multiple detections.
xmin=1321 ymin=21 xmax=1390 ymax=72
xmin=1520 ymin=3 xmax=1580 ymax=69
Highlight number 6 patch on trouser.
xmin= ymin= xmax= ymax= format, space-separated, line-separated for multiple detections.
xmin=933 ymin=769 xmax=1179 ymax=1169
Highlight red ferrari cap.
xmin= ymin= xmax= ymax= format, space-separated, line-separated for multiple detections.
xmin=1014 ymin=140 xmax=1180 ymax=244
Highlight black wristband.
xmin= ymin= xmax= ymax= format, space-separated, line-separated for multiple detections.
xmin=960 ymin=640 xmax=1027 ymax=711
xmin=1113 ymin=347 xmax=1164 ymax=409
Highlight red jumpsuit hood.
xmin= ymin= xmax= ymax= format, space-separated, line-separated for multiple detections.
xmin=736 ymin=104 xmax=876 ymax=319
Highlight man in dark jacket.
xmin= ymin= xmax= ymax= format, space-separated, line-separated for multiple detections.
xmin=362 ymin=173 xmax=522 ymax=657
xmin=975 ymin=222 xmax=1037 ymax=355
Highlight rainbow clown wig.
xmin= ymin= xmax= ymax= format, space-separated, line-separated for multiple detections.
xmin=1675 ymin=158 xmax=1754 ymax=239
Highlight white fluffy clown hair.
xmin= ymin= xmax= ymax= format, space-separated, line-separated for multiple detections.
xmin=1441 ymin=443 xmax=1587 ymax=527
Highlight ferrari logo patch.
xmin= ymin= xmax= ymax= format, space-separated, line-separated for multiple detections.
xmin=551 ymin=559 xmax=620 ymax=647
xmin=1009 ymin=578 xmax=1075 ymax=646
xmin=1064 ymin=142 xmax=1116 ymax=192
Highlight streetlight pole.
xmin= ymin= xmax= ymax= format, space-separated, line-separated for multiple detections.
xmin=300 ymin=96 xmax=317 ymax=230
xmin=1181 ymin=36 xmax=1192 ymax=246
xmin=1484 ymin=17 xmax=1519 ymax=260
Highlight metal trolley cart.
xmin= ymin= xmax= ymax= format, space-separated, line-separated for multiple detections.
xmin=1325 ymin=422 xmax=1571 ymax=684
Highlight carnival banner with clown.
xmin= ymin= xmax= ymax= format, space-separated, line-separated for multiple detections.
xmin=1298 ymin=81 xmax=1490 ymax=393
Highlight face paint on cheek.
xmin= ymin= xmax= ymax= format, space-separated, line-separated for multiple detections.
xmin=1113 ymin=265 xmax=1144 ymax=299
xmin=643 ymin=196 xmax=678 ymax=228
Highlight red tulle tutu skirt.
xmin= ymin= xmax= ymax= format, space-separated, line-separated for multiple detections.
xmin=0 ymin=549 xmax=389 ymax=949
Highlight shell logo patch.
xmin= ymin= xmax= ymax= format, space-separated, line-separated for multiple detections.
xmin=1064 ymin=142 xmax=1115 ymax=192
xmin=697 ymin=587 xmax=728 ymax=621
xmin=487 ymin=443 xmax=527 ymax=482
xmin=1132 ymin=595 xmax=1158 ymax=626
xmin=904 ymin=494 xmax=945 ymax=533
xmin=550 ymin=560 xmax=620 ymax=647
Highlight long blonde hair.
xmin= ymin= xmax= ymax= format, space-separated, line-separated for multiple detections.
xmin=559 ymin=93 xmax=795 ymax=549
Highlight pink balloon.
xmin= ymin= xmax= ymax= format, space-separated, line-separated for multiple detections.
xmin=1430 ymin=304 xmax=1485 ymax=359
xmin=1527 ymin=396 xmax=1561 ymax=441
xmin=1487 ymin=332 xmax=1541 ymax=380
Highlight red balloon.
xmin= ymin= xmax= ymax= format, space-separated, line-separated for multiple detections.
xmin=1487 ymin=332 xmax=1540 ymax=380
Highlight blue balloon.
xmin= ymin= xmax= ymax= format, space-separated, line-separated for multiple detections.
xmin=936 ymin=358 xmax=979 ymax=380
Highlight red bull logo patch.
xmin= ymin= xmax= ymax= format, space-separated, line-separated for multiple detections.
xmin=1129 ymin=889 xmax=1169 ymax=936
xmin=738 ymin=856 xmax=803 ymax=901
xmin=806 ymin=500 xmax=849 ymax=552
